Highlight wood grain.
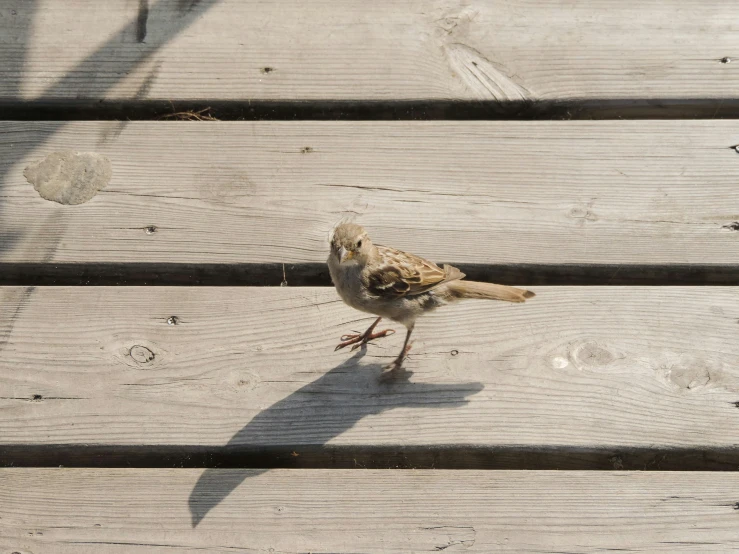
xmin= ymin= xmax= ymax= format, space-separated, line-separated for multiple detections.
xmin=1 ymin=469 xmax=738 ymax=552
xmin=2 ymin=121 xmax=739 ymax=265
xmin=2 ymin=286 xmax=739 ymax=453
xmin=3 ymin=1 xmax=739 ymax=103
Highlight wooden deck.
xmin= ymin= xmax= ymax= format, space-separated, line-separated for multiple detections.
xmin=4 ymin=0 xmax=739 ymax=117
xmin=3 ymin=1 xmax=739 ymax=552
xmin=3 ymin=470 xmax=738 ymax=552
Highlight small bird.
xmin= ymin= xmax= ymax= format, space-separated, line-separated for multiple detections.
xmin=327 ymin=222 xmax=535 ymax=372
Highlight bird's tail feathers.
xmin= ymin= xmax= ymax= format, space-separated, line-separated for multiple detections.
xmin=446 ymin=281 xmax=535 ymax=303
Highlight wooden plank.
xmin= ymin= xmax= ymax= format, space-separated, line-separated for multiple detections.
xmin=2 ymin=121 xmax=739 ymax=266
xmin=3 ymin=1 xmax=739 ymax=104
xmin=2 ymin=286 xmax=739 ymax=459
xmin=1 ymin=469 xmax=738 ymax=552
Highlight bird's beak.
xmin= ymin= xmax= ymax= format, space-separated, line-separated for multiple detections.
xmin=339 ymin=247 xmax=353 ymax=263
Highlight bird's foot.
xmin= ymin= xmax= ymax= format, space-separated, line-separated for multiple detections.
xmin=380 ymin=344 xmax=414 ymax=382
xmin=335 ymin=328 xmax=395 ymax=351
xmin=383 ymin=343 xmax=412 ymax=372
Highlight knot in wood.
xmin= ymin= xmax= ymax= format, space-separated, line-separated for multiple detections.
xmin=571 ymin=341 xmax=615 ymax=369
xmin=130 ymin=345 xmax=155 ymax=364
xmin=667 ymin=365 xmax=711 ymax=390
xmin=568 ymin=206 xmax=598 ymax=222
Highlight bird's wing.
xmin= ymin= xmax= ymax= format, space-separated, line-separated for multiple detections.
xmin=364 ymin=245 xmax=465 ymax=298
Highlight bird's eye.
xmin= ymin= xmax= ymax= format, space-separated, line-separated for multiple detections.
xmin=357 ymin=240 xmax=362 ymax=248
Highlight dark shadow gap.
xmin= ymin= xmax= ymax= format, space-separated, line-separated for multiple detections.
xmin=2 ymin=263 xmax=739 ymax=286
xmin=4 ymin=98 xmax=739 ymax=121
xmin=2 ymin=444 xmax=738 ymax=471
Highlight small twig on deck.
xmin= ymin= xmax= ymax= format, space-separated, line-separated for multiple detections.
xmin=280 ymin=263 xmax=288 ymax=286
xmin=158 ymin=106 xmax=220 ymax=121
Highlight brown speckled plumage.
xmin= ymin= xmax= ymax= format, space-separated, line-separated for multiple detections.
xmin=327 ymin=223 xmax=534 ymax=373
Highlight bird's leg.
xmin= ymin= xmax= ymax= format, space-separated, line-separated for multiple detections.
xmin=335 ymin=317 xmax=395 ymax=351
xmin=385 ymin=326 xmax=413 ymax=371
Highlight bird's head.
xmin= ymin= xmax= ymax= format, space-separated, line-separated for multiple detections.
xmin=329 ymin=222 xmax=373 ymax=266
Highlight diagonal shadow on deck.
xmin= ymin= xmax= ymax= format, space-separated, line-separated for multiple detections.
xmin=0 ymin=0 xmax=226 ymax=343
xmin=0 ymin=0 xmax=224 ymax=259
xmin=188 ymin=350 xmax=484 ymax=527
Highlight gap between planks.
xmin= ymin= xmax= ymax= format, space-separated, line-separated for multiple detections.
xmin=3 ymin=263 xmax=739 ymax=286
xmin=6 ymin=99 xmax=739 ymax=121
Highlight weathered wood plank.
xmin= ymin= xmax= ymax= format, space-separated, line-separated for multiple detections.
xmin=2 ymin=121 xmax=739 ymax=266
xmin=2 ymin=1 xmax=739 ymax=105
xmin=2 ymin=286 xmax=739 ymax=459
xmin=1 ymin=469 xmax=738 ymax=552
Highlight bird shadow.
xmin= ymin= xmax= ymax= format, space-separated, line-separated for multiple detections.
xmin=188 ymin=350 xmax=484 ymax=527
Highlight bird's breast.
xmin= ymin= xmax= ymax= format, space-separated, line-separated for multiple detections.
xmin=328 ymin=260 xmax=365 ymax=307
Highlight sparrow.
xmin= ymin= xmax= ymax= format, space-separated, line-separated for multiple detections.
xmin=327 ymin=223 xmax=535 ymax=371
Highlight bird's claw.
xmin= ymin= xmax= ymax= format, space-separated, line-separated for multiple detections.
xmin=350 ymin=328 xmax=396 ymax=351
xmin=383 ymin=359 xmax=404 ymax=372
xmin=335 ymin=328 xmax=395 ymax=351
xmin=383 ymin=342 xmax=413 ymax=371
